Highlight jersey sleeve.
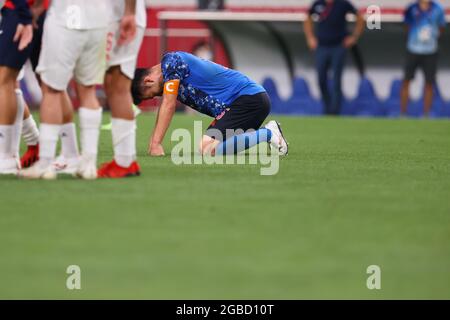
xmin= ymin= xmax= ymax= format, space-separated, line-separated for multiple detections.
xmin=161 ymin=52 xmax=190 ymax=83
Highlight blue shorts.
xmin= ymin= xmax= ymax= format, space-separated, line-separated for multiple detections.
xmin=0 ymin=8 xmax=32 ymax=70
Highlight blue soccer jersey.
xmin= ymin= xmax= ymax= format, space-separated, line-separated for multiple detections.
xmin=161 ymin=51 xmax=266 ymax=118
xmin=404 ymin=1 xmax=446 ymax=55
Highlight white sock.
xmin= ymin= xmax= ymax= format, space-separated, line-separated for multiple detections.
xmin=112 ymin=118 xmax=136 ymax=167
xmin=12 ymin=89 xmax=25 ymax=158
xmin=39 ymin=124 xmax=61 ymax=166
xmin=78 ymin=107 xmax=102 ymax=160
xmin=60 ymin=122 xmax=79 ymax=159
xmin=22 ymin=114 xmax=39 ymax=146
xmin=0 ymin=125 xmax=14 ymax=159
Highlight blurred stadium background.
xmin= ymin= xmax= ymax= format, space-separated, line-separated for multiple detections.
xmin=19 ymin=0 xmax=450 ymax=118
xmin=3 ymin=1 xmax=450 ymax=299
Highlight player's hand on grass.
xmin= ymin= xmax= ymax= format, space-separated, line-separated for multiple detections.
xmin=118 ymin=14 xmax=137 ymax=45
xmin=14 ymin=24 xmax=33 ymax=51
xmin=149 ymin=143 xmax=165 ymax=157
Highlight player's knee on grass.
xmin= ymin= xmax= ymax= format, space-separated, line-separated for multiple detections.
xmin=199 ymin=135 xmax=220 ymax=156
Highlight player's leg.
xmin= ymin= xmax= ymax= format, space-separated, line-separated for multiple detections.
xmin=22 ymin=103 xmax=39 ymax=145
xmin=316 ymin=46 xmax=331 ymax=115
xmin=0 ymin=79 xmax=19 ymax=174
xmin=73 ymin=27 xmax=108 ymax=180
xmin=19 ymin=17 xmax=80 ymax=179
xmin=20 ymin=8 xmax=46 ymax=168
xmin=10 ymin=77 xmax=40 ymax=168
xmin=19 ymin=82 xmax=65 ymax=179
xmin=99 ymin=67 xmax=140 ymax=178
xmin=53 ymin=90 xmax=80 ymax=174
xmin=20 ymin=99 xmax=40 ymax=168
xmin=210 ymin=123 xmax=287 ymax=156
xmin=202 ymin=129 xmax=273 ymax=156
xmin=330 ymin=45 xmax=346 ymax=115
xmin=21 ymin=99 xmax=39 ymax=150
xmin=423 ymin=83 xmax=434 ymax=117
xmin=0 ymin=8 xmax=32 ymax=174
xmin=76 ymin=84 xmax=102 ymax=180
xmin=11 ymin=68 xmax=29 ymax=162
xmin=422 ymin=53 xmax=438 ymax=117
xmin=28 ymin=83 xmax=64 ymax=179
xmin=0 ymin=67 xmax=19 ymax=124
xmin=199 ymin=135 xmax=220 ymax=156
xmin=11 ymin=87 xmax=26 ymax=160
xmin=98 ymin=25 xmax=145 ymax=178
xmin=0 ymin=67 xmax=20 ymax=174
xmin=401 ymin=52 xmax=418 ymax=116
xmin=400 ymin=80 xmax=411 ymax=116
xmin=201 ymin=93 xmax=287 ymax=156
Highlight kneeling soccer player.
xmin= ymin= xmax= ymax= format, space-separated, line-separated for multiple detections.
xmin=131 ymin=51 xmax=288 ymax=157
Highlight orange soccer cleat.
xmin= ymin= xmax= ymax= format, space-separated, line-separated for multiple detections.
xmin=20 ymin=144 xmax=39 ymax=168
xmin=97 ymin=160 xmax=141 ymax=178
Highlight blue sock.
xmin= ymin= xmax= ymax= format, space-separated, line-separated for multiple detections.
xmin=215 ymin=128 xmax=272 ymax=155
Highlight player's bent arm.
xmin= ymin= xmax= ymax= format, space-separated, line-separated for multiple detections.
xmin=353 ymin=13 xmax=365 ymax=40
xmin=343 ymin=13 xmax=365 ymax=48
xmin=148 ymin=93 xmax=178 ymax=156
xmin=303 ymin=16 xmax=317 ymax=51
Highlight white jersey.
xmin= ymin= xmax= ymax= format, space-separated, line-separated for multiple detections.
xmin=47 ymin=0 xmax=111 ymax=30
xmin=111 ymin=0 xmax=147 ymax=28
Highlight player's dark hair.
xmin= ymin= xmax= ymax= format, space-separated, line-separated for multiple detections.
xmin=131 ymin=68 xmax=150 ymax=105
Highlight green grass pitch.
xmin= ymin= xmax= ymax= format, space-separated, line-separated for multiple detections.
xmin=1 ymin=113 xmax=449 ymax=299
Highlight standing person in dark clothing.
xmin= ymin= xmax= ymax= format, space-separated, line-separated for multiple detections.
xmin=401 ymin=0 xmax=446 ymax=117
xmin=304 ymin=0 xmax=365 ymax=115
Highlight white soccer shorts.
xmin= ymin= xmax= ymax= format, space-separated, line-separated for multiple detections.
xmin=106 ymin=23 xmax=145 ymax=80
xmin=36 ymin=16 xmax=107 ymax=90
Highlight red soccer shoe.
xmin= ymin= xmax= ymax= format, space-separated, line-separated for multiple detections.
xmin=97 ymin=160 xmax=141 ymax=178
xmin=20 ymin=144 xmax=39 ymax=168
